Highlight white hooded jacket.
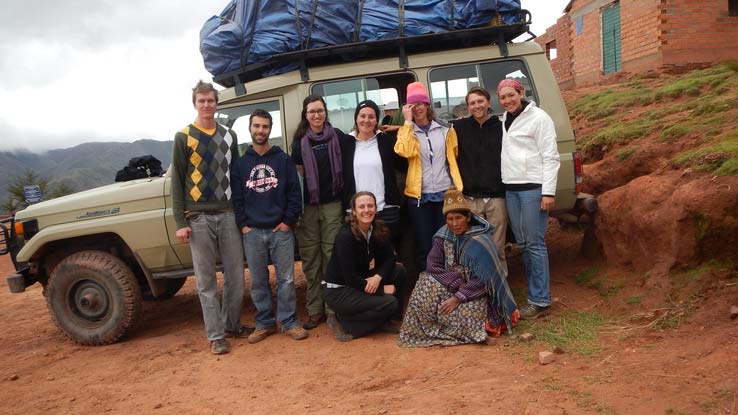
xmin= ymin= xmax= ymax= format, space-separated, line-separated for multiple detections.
xmin=500 ymin=101 xmax=560 ymax=196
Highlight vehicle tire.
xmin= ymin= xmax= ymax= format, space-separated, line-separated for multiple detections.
xmin=46 ymin=250 xmax=142 ymax=346
xmin=142 ymin=277 xmax=187 ymax=301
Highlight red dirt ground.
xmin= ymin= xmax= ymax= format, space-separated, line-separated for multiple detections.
xmin=2 ymin=224 xmax=737 ymax=414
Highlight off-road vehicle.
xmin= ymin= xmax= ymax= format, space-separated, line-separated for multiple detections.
xmin=1 ymin=11 xmax=596 ymax=345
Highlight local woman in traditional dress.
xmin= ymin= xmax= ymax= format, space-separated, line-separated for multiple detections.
xmin=398 ymin=186 xmax=519 ymax=347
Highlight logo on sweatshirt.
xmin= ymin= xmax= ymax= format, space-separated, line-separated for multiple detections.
xmin=246 ymin=164 xmax=279 ymax=193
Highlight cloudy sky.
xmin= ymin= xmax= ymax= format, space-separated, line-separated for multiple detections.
xmin=0 ymin=0 xmax=569 ymax=152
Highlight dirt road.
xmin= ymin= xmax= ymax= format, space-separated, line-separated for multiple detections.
xmin=1 ymin=226 xmax=736 ymax=414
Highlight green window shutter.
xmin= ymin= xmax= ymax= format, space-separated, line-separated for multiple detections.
xmin=602 ymin=3 xmax=622 ymax=75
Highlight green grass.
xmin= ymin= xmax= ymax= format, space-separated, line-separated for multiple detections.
xmin=571 ymin=86 xmax=654 ymax=120
xmin=624 ymin=296 xmax=642 ymax=305
xmin=516 ymin=311 xmax=606 ymax=356
xmin=582 ymin=119 xmax=655 ymax=150
xmin=658 ymin=125 xmax=690 ymax=141
xmin=656 ymin=66 xmax=734 ymax=99
xmin=616 ymin=148 xmax=636 ymax=161
xmin=571 ymin=267 xmax=623 ymax=298
xmin=670 ymin=137 xmax=738 ymax=176
xmin=573 ymin=267 xmax=600 ymax=284
xmin=571 ymin=390 xmax=616 ymax=414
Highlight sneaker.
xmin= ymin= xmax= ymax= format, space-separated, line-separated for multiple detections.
xmin=282 ymin=325 xmax=309 ymax=341
xmin=210 ymin=339 xmax=230 ymax=355
xmin=302 ymin=314 xmax=326 ymax=330
xmin=326 ymin=314 xmax=353 ymax=342
xmin=225 ymin=324 xmax=255 ymax=338
xmin=519 ymin=304 xmax=551 ymax=320
xmin=247 ymin=326 xmax=277 ymax=344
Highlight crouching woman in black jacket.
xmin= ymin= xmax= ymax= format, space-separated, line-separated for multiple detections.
xmin=322 ymin=191 xmax=406 ymax=342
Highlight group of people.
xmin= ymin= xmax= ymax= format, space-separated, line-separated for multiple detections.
xmin=171 ymin=77 xmax=560 ymax=354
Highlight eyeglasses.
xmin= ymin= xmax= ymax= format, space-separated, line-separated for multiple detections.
xmin=307 ymin=109 xmax=326 ymax=116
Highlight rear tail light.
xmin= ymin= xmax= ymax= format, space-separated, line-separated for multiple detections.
xmin=573 ymin=152 xmax=583 ymax=194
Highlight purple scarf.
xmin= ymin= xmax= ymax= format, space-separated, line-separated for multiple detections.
xmin=300 ymin=122 xmax=343 ymax=205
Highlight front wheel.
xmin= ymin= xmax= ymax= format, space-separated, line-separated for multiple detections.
xmin=46 ymin=250 xmax=142 ymax=345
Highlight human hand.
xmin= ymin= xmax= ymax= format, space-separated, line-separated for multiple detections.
xmin=439 ymin=296 xmax=461 ymax=314
xmin=364 ymin=274 xmax=382 ymax=294
xmin=383 ymin=285 xmax=396 ymax=295
xmin=402 ymin=104 xmax=415 ymax=123
xmin=541 ymin=196 xmax=555 ymax=211
xmin=381 ymin=124 xmax=400 ymax=133
xmin=273 ymin=222 xmax=291 ymax=232
xmin=176 ymin=226 xmax=191 ymax=244
xmin=241 ymin=226 xmax=251 ymax=234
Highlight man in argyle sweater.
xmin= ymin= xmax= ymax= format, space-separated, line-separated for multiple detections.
xmin=171 ymin=80 xmax=251 ymax=355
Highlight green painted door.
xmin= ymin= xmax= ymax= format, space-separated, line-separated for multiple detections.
xmin=602 ymin=3 xmax=622 ymax=75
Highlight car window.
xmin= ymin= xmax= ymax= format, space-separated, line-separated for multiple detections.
xmin=311 ymin=73 xmax=415 ymax=133
xmin=429 ymin=59 xmax=536 ymax=121
xmin=215 ymin=99 xmax=285 ymax=153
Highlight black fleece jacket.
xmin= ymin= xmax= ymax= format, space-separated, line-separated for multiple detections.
xmin=451 ymin=115 xmax=505 ymax=198
xmin=323 ymin=225 xmax=395 ymax=291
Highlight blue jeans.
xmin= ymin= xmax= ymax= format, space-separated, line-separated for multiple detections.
xmin=188 ymin=211 xmax=245 ymax=341
xmin=506 ymin=188 xmax=551 ymax=307
xmin=407 ymin=199 xmax=445 ymax=272
xmin=243 ymin=228 xmax=299 ymax=329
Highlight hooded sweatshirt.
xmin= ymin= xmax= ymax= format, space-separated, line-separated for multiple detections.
xmin=230 ymin=145 xmax=302 ymax=230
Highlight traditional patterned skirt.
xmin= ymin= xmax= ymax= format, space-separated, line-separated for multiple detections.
xmin=397 ymin=272 xmax=487 ymax=348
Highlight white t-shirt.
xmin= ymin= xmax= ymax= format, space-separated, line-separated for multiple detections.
xmin=352 ymin=133 xmax=386 ymax=211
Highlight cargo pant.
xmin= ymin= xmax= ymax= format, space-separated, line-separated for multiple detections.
xmin=296 ymin=201 xmax=343 ymax=317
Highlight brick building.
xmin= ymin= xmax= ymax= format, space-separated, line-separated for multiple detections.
xmin=536 ymin=0 xmax=738 ymax=89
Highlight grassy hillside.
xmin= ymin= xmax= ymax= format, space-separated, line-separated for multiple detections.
xmin=569 ymin=61 xmax=738 ymax=178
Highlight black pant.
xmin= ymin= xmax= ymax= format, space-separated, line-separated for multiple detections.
xmin=322 ymin=264 xmax=407 ymax=338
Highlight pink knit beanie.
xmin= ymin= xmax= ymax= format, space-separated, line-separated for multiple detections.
xmin=496 ymin=78 xmax=524 ymax=95
xmin=406 ymin=82 xmax=431 ymax=105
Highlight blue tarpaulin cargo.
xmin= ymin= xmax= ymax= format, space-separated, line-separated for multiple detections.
xmin=201 ymin=0 xmax=523 ymax=80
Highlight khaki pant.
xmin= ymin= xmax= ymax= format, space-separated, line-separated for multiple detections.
xmin=296 ymin=201 xmax=344 ymax=316
xmin=466 ymin=197 xmax=508 ymax=276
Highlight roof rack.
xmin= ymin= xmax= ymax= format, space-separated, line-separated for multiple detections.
xmin=214 ymin=9 xmax=533 ymax=91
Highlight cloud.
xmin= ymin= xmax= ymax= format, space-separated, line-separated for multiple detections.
xmin=0 ymin=0 xmax=219 ymax=89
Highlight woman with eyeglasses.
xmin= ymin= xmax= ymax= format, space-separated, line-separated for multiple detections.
xmin=394 ymin=82 xmax=463 ymax=274
xmin=291 ymin=95 xmax=350 ymax=330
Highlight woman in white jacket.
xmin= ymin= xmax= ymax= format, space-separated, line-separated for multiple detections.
xmin=497 ymin=78 xmax=560 ymax=320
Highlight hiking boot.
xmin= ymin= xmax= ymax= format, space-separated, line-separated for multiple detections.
xmin=519 ymin=304 xmax=551 ymax=320
xmin=282 ymin=325 xmax=309 ymax=341
xmin=302 ymin=314 xmax=326 ymax=330
xmin=225 ymin=324 xmax=255 ymax=339
xmin=326 ymin=314 xmax=353 ymax=342
xmin=247 ymin=326 xmax=277 ymax=344
xmin=210 ymin=339 xmax=230 ymax=355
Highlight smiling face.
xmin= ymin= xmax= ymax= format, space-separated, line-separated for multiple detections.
xmin=356 ymin=107 xmax=378 ymax=137
xmin=445 ymin=211 xmax=471 ymax=236
xmin=466 ymin=92 xmax=491 ymax=122
xmin=194 ymin=91 xmax=217 ymax=121
xmin=498 ymin=86 xmax=524 ymax=114
xmin=305 ymin=100 xmax=327 ymax=132
xmin=352 ymin=194 xmax=377 ymax=230
xmin=411 ymin=102 xmax=430 ymax=124
xmin=249 ymin=115 xmax=271 ymax=146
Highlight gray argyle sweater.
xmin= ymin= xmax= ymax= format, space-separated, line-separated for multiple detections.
xmin=170 ymin=123 xmax=239 ymax=229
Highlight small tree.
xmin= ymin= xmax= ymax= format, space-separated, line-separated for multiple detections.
xmin=2 ymin=169 xmax=75 ymax=214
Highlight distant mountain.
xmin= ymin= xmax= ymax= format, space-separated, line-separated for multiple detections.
xmin=0 ymin=139 xmax=173 ymax=206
